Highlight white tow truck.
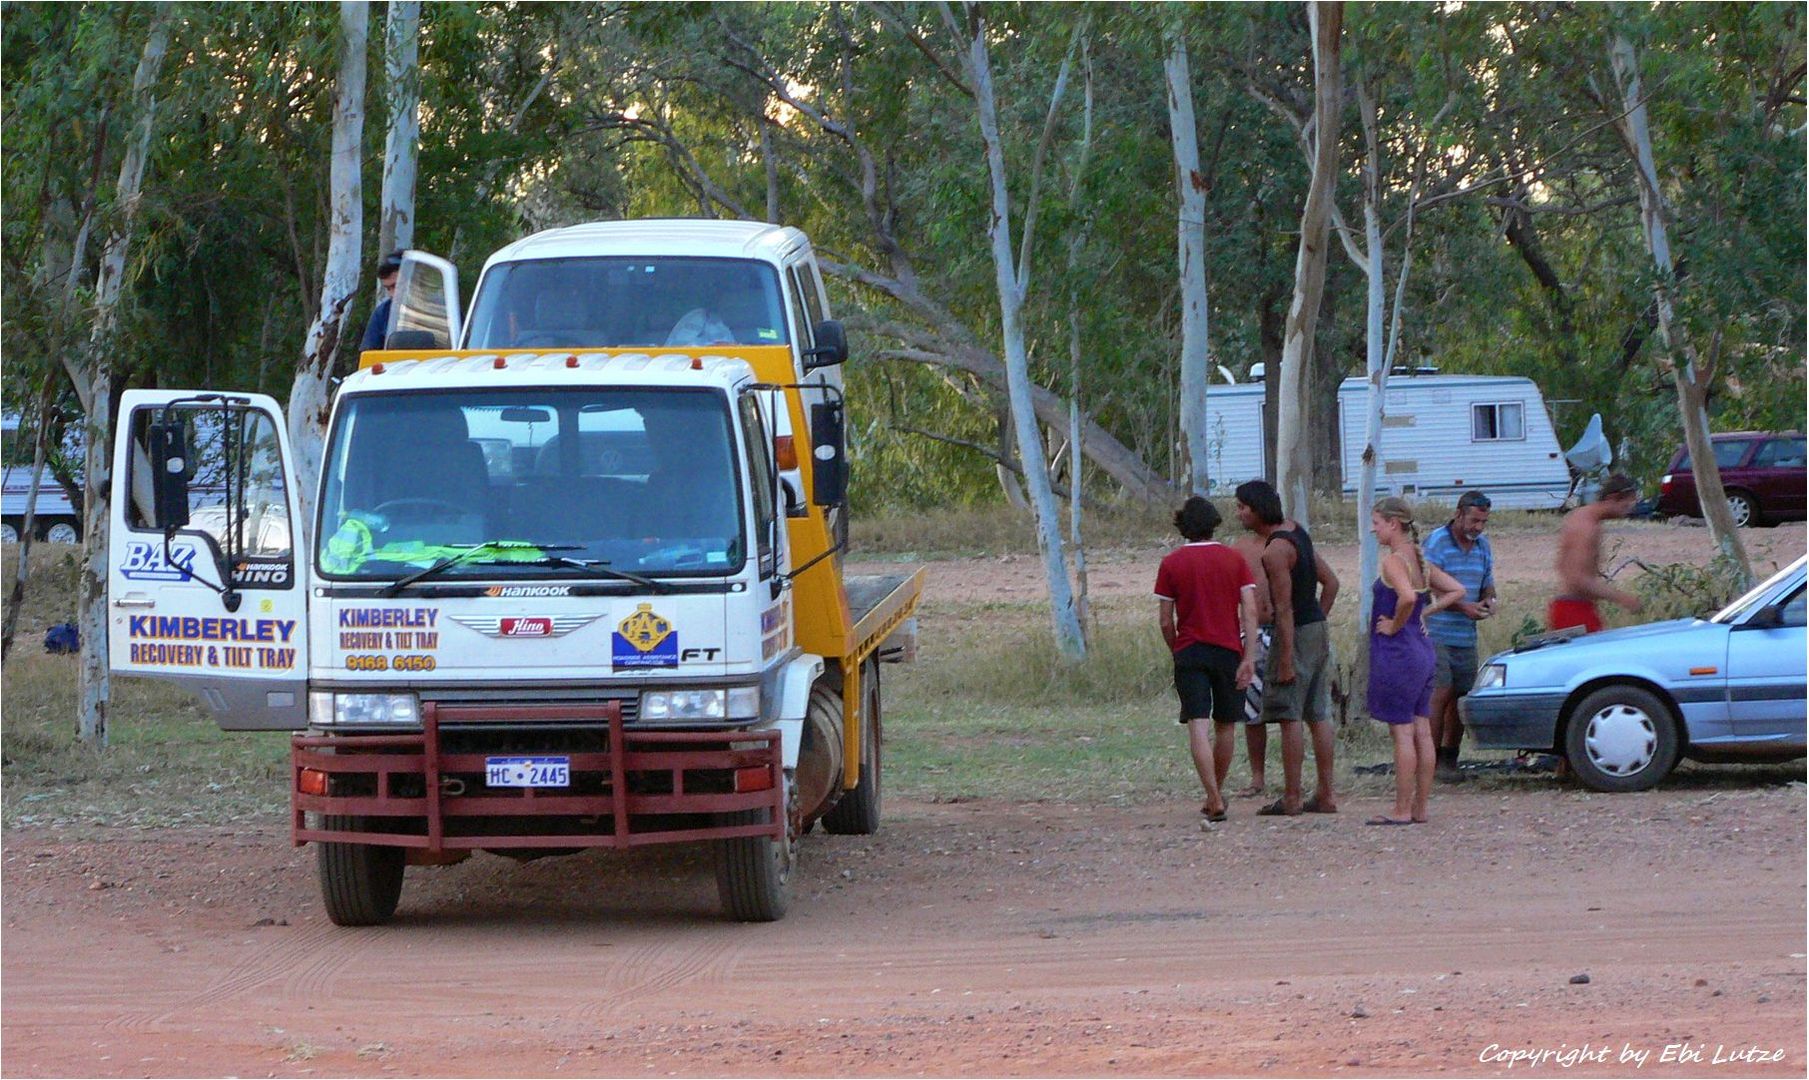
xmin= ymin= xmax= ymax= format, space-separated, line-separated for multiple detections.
xmin=108 ymin=221 xmax=921 ymax=924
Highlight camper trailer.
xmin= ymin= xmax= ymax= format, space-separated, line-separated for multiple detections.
xmin=1201 ymin=375 xmax=1573 ymax=510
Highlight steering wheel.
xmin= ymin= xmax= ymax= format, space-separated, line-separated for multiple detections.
xmin=372 ymin=498 xmax=467 ymax=524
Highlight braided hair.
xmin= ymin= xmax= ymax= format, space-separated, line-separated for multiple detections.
xmin=1374 ymin=496 xmax=1428 ymax=594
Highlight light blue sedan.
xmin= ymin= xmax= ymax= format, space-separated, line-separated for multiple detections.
xmin=1461 ymin=556 xmax=1806 ymax=791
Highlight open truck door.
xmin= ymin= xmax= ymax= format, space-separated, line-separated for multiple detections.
xmin=108 ymin=390 xmax=310 ymax=730
xmin=386 ymin=250 xmax=462 ymax=349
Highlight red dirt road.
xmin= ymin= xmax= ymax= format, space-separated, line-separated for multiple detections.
xmin=5 ymin=783 xmax=1803 ymax=1078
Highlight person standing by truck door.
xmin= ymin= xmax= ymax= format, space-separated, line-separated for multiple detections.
xmin=1236 ymin=480 xmax=1341 ymax=817
xmin=1155 ymin=497 xmax=1259 ymax=826
xmin=1423 ymin=490 xmax=1496 ymax=783
xmin=359 ymin=251 xmax=404 ymax=351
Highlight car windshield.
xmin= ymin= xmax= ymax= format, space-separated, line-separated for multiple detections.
xmin=1675 ymin=440 xmax=1752 ymax=472
xmin=1711 ymin=558 xmax=1807 ymax=624
xmin=315 ymin=388 xmax=745 ymax=579
xmin=464 ymin=256 xmax=789 ymax=350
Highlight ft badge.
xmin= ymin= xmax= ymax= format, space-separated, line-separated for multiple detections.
xmin=612 ymin=603 xmax=678 ymax=669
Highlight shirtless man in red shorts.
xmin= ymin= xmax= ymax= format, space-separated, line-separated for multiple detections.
xmin=1550 ymin=473 xmax=1643 ymax=633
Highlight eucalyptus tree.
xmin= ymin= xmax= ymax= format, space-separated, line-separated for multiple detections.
xmin=72 ymin=5 xmax=174 ymax=747
xmin=947 ymin=1 xmax=1089 ymax=658
xmin=378 ymin=0 xmax=422 ymax=257
xmin=1606 ymin=23 xmax=1751 ymax=580
xmin=1274 ymin=1 xmax=1343 ymax=525
xmin=1164 ymin=21 xmax=1212 ymax=497
xmin=288 ymin=1 xmax=368 ymax=518
xmin=1323 ymin=6 xmax=1480 ymax=629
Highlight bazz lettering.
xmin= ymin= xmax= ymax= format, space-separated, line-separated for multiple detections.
xmin=119 ymin=541 xmax=197 ymax=582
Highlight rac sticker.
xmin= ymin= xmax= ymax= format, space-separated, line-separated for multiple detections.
xmin=613 ymin=604 xmax=677 ymax=669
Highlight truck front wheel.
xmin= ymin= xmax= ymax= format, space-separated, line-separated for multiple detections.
xmin=317 ymin=816 xmax=406 ymax=926
xmin=822 ymin=660 xmax=882 ymax=835
xmin=714 ymin=777 xmax=797 ymax=922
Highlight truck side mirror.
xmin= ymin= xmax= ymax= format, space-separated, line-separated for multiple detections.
xmin=809 ymin=401 xmax=847 ymax=507
xmin=148 ymin=418 xmax=191 ymax=531
xmin=802 ymin=319 xmax=848 ymax=370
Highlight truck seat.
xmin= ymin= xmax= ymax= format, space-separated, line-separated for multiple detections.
xmin=509 ymin=476 xmax=646 ymax=544
xmin=364 ymin=409 xmax=491 ymax=541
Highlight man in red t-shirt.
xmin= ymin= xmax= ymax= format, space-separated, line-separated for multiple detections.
xmin=1155 ymin=497 xmax=1260 ymax=825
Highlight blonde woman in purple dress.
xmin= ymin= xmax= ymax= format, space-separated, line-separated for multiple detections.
xmin=1367 ymin=498 xmax=1466 ymax=825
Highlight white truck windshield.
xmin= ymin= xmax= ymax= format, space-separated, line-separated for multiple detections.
xmin=464 ymin=257 xmax=790 ymax=350
xmin=315 ymin=388 xmax=745 ymax=579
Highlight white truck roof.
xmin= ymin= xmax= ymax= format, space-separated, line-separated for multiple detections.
xmin=484 ymin=220 xmax=812 ymax=272
xmin=342 ymin=352 xmax=757 ymax=396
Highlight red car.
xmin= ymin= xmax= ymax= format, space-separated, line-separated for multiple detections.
xmin=1658 ymin=431 xmax=1806 ymax=527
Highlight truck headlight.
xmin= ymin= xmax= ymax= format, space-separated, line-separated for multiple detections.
xmin=1474 ymin=664 xmax=1506 ymax=691
xmin=640 ymin=686 xmax=759 ymax=722
xmin=310 ymin=691 xmax=420 ymax=726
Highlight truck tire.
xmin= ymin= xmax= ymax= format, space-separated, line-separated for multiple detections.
xmin=822 ymin=660 xmax=882 ymax=836
xmin=43 ymin=520 xmax=79 ymax=545
xmin=714 ymin=780 xmax=797 ymax=922
xmin=317 ymin=815 xmax=406 ymax=926
xmin=1 ymin=522 xmax=17 ymax=544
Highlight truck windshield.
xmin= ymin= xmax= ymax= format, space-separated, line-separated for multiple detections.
xmin=315 ymin=388 xmax=745 ymax=579
xmin=464 ymin=256 xmax=790 ymax=350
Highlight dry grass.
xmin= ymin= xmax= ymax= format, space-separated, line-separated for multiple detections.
xmin=3 ymin=540 xmax=289 ymax=828
xmin=850 ymin=502 xmax=1174 ymax=559
xmin=850 ymin=497 xmax=1561 ymax=557
xmin=2 ymin=654 xmax=291 ymax=828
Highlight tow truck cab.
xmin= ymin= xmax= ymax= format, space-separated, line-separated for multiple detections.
xmin=107 ymin=221 xmax=918 ymax=926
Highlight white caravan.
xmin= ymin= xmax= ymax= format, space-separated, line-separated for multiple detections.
xmin=1200 ymin=374 xmax=1573 ymax=510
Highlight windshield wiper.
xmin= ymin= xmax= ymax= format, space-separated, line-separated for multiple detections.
xmin=377 ymin=541 xmax=581 ymax=597
xmin=527 ymin=555 xmax=671 ymax=593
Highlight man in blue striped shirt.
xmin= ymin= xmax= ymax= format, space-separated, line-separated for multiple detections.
xmin=1423 ymin=491 xmax=1497 ymax=783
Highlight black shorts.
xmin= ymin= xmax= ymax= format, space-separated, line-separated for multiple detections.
xmin=1173 ymin=642 xmax=1242 ymax=724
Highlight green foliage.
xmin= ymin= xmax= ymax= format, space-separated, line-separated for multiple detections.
xmin=2 ymin=2 xmax=1800 ymax=516
xmin=1631 ymin=556 xmax=1754 ymax=622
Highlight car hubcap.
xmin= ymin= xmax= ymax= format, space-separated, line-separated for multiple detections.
xmin=1584 ymin=704 xmax=1658 ymax=776
xmin=47 ymin=524 xmax=77 ymax=544
xmin=1727 ymin=496 xmax=1751 ymax=527
xmin=0 ymin=524 xmax=16 ymax=544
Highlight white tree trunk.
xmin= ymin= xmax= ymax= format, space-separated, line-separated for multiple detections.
xmin=74 ymin=7 xmax=173 ymax=747
xmin=289 ymin=1 xmax=369 ymax=536
xmin=378 ymin=0 xmax=421 ymax=257
xmin=1609 ymin=33 xmax=1751 ymax=582
xmin=1165 ymin=31 xmax=1211 ymax=496
xmin=1354 ymin=85 xmax=1387 ymax=631
xmin=1068 ymin=42 xmax=1096 ymax=640
xmin=962 ymin=7 xmax=1086 ymax=659
xmin=1275 ymin=1 xmax=1343 ymax=527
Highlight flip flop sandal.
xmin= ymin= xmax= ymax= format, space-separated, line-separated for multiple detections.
xmin=1366 ymin=816 xmax=1414 ymax=826
xmin=1202 ymin=808 xmax=1229 ymax=823
xmin=1256 ymin=799 xmax=1303 ymax=817
xmin=1302 ymin=797 xmax=1338 ymax=814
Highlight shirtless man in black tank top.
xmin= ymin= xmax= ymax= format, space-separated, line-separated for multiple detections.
xmin=1235 ymin=480 xmax=1342 ymax=816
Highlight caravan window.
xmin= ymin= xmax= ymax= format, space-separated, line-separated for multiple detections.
xmin=1472 ymin=402 xmax=1525 ymax=442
